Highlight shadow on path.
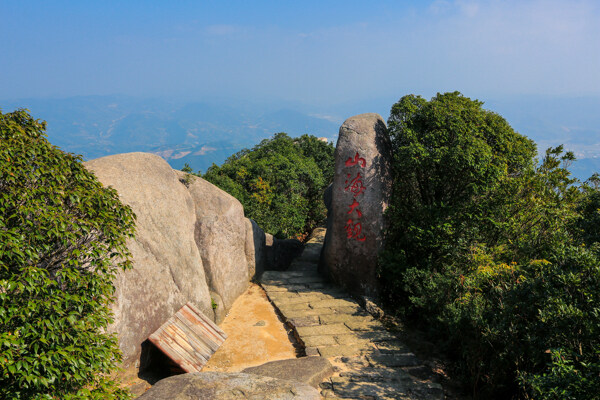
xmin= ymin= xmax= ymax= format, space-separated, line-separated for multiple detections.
xmin=259 ymin=227 xmax=445 ymax=400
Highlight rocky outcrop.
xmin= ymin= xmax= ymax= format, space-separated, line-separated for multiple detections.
xmin=85 ymin=152 xmax=311 ymax=367
xmin=210 ymin=291 xmax=226 ymax=325
xmin=84 ymin=153 xmax=212 ymax=366
xmin=319 ymin=114 xmax=392 ymax=297
xmin=242 ymin=357 xmax=334 ymax=388
xmin=137 ymin=372 xmax=321 ymax=400
xmin=245 ymin=218 xmax=267 ymax=280
xmin=176 ymin=172 xmax=249 ymax=311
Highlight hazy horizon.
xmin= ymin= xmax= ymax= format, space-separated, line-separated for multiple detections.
xmin=2 ymin=1 xmax=599 ymax=179
xmin=2 ymin=1 xmax=599 ymax=103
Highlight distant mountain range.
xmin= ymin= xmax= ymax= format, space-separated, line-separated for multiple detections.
xmin=485 ymin=95 xmax=600 ymax=182
xmin=0 ymin=96 xmax=339 ymax=173
xmin=1 ymin=94 xmax=598 ymax=180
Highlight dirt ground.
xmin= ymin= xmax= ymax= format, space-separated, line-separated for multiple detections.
xmin=121 ymin=283 xmax=299 ymax=397
xmin=202 ymin=283 xmax=299 ymax=372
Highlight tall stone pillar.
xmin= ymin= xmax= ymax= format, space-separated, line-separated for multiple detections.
xmin=319 ymin=113 xmax=392 ymax=297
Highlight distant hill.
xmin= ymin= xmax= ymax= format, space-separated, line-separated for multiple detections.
xmin=0 ymin=96 xmax=339 ymax=173
xmin=1 ymin=94 xmax=598 ymax=180
xmin=484 ymin=95 xmax=600 ymax=182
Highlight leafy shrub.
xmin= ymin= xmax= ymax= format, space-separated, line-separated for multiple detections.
xmin=203 ymin=133 xmax=334 ymax=238
xmin=381 ymin=91 xmax=536 ymax=315
xmin=0 ymin=109 xmax=136 ymax=399
xmin=380 ymin=93 xmax=600 ymax=398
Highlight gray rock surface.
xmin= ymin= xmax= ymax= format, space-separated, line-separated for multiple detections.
xmin=136 ymin=372 xmax=321 ymax=400
xmin=210 ymin=291 xmax=226 ymax=325
xmin=177 ymin=171 xmax=249 ymax=311
xmin=303 ymin=227 xmax=326 ymax=263
xmin=84 ymin=153 xmax=212 ymax=365
xmin=320 ymin=113 xmax=392 ymax=297
xmin=242 ymin=357 xmax=334 ymax=388
xmin=245 ymin=218 xmax=267 ymax=280
xmin=265 ymin=238 xmax=305 ymax=271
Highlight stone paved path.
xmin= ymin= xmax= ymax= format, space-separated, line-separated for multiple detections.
xmin=259 ymin=230 xmax=444 ymax=400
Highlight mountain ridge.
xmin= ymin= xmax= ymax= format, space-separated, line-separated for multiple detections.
xmin=1 ymin=94 xmax=598 ymax=180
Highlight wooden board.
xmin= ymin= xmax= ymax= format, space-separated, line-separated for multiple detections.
xmin=148 ymin=302 xmax=227 ymax=372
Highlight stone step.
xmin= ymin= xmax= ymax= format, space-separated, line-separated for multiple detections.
xmin=258 ymin=249 xmax=445 ymax=400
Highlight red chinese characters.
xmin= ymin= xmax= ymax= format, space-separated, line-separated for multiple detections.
xmin=345 ymin=173 xmax=366 ymax=197
xmin=346 ymin=199 xmax=362 ymax=218
xmin=344 ymin=219 xmax=366 ymax=242
xmin=343 ymin=152 xmax=367 ymax=242
xmin=345 ymin=152 xmax=366 ymax=168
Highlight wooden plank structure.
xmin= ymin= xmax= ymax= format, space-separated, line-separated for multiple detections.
xmin=148 ymin=302 xmax=227 ymax=372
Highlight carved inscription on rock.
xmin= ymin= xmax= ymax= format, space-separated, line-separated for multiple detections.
xmin=319 ymin=113 xmax=392 ymax=297
xmin=343 ymin=152 xmax=367 ymax=242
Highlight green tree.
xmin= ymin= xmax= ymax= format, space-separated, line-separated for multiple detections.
xmin=203 ymin=133 xmax=334 ymax=238
xmin=379 ymin=93 xmax=600 ymax=398
xmin=577 ymin=173 xmax=600 ymax=246
xmin=0 ymin=109 xmax=136 ymax=399
xmin=381 ymin=91 xmax=536 ymax=309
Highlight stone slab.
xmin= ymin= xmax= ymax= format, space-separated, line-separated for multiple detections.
xmin=368 ymin=353 xmax=420 ymax=368
xmin=304 ymin=282 xmax=330 ymax=289
xmin=318 ymin=344 xmax=373 ymax=358
xmin=334 ymin=334 xmax=372 ymax=346
xmin=287 ymin=276 xmax=325 ymax=284
xmin=337 ymin=356 xmax=371 ymax=369
xmin=276 ymin=271 xmax=307 ymax=278
xmin=277 ymin=303 xmax=311 ymax=312
xmin=331 ymin=376 xmax=411 ymax=400
xmin=345 ymin=319 xmax=386 ymax=331
xmin=261 ymin=284 xmax=290 ymax=293
xmin=305 ymin=347 xmax=320 ymax=356
xmin=308 ymin=299 xmax=358 ymax=309
xmin=276 ymin=295 xmax=322 ymax=305
xmin=339 ymin=368 xmax=412 ymax=382
xmin=288 ymin=315 xmax=320 ymax=328
xmin=320 ymin=314 xmax=374 ymax=325
xmin=353 ymin=330 xmax=397 ymax=342
xmin=297 ymin=288 xmax=345 ymax=297
xmin=375 ymin=340 xmax=410 ymax=354
xmin=267 ymin=292 xmax=300 ymax=302
xmin=242 ymin=357 xmax=334 ymax=389
xmin=302 ymin=335 xmax=338 ymax=347
xmin=296 ymin=323 xmax=351 ymax=337
xmin=261 ymin=271 xmax=301 ymax=280
xmin=284 ymin=308 xmax=338 ymax=318
xmin=137 ymin=372 xmax=320 ymax=400
xmin=260 ymin=278 xmax=290 ymax=286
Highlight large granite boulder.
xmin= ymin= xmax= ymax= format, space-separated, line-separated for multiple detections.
xmin=319 ymin=114 xmax=392 ymax=297
xmin=137 ymin=372 xmax=321 ymax=400
xmin=245 ymin=218 xmax=267 ymax=280
xmin=176 ymin=172 xmax=249 ymax=311
xmin=242 ymin=357 xmax=334 ymax=388
xmin=84 ymin=153 xmax=212 ymax=365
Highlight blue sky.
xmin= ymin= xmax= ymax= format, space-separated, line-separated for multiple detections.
xmin=2 ymin=0 xmax=599 ymax=106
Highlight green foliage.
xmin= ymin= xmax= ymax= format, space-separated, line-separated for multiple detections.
xmin=181 ymin=163 xmax=193 ymax=174
xmin=0 ymin=109 xmax=136 ymax=399
xmin=380 ymin=93 xmax=600 ymax=398
xmin=577 ymin=173 xmax=600 ymax=246
xmin=203 ymin=133 xmax=334 ymax=238
xmin=523 ymin=349 xmax=600 ymax=400
xmin=179 ymin=163 xmax=196 ymax=187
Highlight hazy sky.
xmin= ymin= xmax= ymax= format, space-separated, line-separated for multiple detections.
xmin=2 ymin=0 xmax=599 ymax=105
